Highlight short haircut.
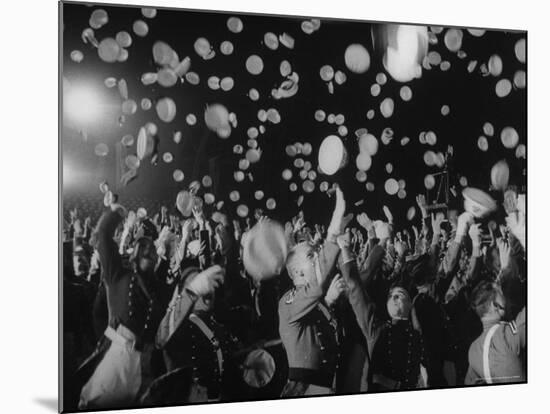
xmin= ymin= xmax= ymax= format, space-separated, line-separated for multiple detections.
xmin=471 ymin=281 xmax=503 ymax=318
xmin=285 ymin=242 xmax=312 ymax=279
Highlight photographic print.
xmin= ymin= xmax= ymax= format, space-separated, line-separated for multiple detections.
xmin=60 ymin=1 xmax=526 ymax=412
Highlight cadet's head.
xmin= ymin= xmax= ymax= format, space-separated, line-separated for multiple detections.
xmin=285 ymin=242 xmax=319 ymax=287
xmin=386 ymin=286 xmax=413 ymax=320
xmin=471 ymin=281 xmax=506 ymax=323
xmin=131 ymin=237 xmax=158 ymax=274
xmin=184 ymin=271 xmax=215 ymax=313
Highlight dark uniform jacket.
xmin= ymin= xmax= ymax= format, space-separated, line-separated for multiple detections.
xmin=95 ymin=210 xmax=165 ymax=345
xmin=163 ymin=310 xmax=240 ymax=400
xmin=341 ymin=246 xmax=427 ymax=391
xmin=73 ymin=210 xmax=168 ymax=408
xmin=155 ymin=266 xmax=242 ymax=400
xmin=278 ymin=241 xmax=340 ymax=389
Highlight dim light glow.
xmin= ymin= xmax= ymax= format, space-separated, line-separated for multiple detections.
xmin=63 ymin=84 xmax=102 ymax=124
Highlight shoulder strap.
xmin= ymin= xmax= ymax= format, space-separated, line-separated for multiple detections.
xmin=317 ymin=301 xmax=332 ymax=321
xmin=482 ymin=324 xmax=500 ymax=384
xmin=189 ymin=314 xmax=224 ymax=375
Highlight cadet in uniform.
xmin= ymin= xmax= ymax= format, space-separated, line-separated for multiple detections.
xmin=278 ymin=186 xmax=346 ymax=396
xmin=155 ymin=265 xmax=240 ymax=402
xmin=78 ymin=205 xmax=167 ymax=409
xmin=338 ymin=228 xmax=429 ymax=392
xmin=465 ymin=281 xmax=526 ymax=385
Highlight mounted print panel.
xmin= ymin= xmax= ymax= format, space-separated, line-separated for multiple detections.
xmin=60 ymin=1 xmax=526 ymax=412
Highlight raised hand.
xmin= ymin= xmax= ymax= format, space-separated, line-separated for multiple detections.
xmin=497 ymin=238 xmax=511 ymax=270
xmin=416 ymin=194 xmax=428 ymax=218
xmin=394 ymin=239 xmax=408 ymax=258
xmin=374 ymin=220 xmax=392 ymax=243
xmin=503 ymin=189 xmax=518 ymax=215
xmin=125 ymin=210 xmax=137 ymax=229
xmin=506 ymin=211 xmax=525 ymax=249
xmin=192 ymin=206 xmax=205 ymax=230
xmin=456 ymin=211 xmax=474 ymax=239
xmin=325 ymin=274 xmax=346 ymax=307
xmin=181 ymin=219 xmax=194 ymax=241
xmin=254 ymin=208 xmax=265 ymax=221
xmin=293 ymin=215 xmax=305 ymax=233
xmin=156 ymin=226 xmax=172 ymax=258
xmin=357 ymin=212 xmax=373 ymax=231
xmin=187 ymin=265 xmax=225 ymax=297
xmin=468 ymin=223 xmax=482 ymax=246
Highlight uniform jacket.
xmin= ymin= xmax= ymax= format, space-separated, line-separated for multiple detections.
xmin=278 ymin=240 xmax=340 ymax=388
xmin=96 ymin=210 xmax=165 ymax=346
xmin=341 ymin=245 xmax=426 ymax=391
xmin=465 ymin=307 xmax=526 ymax=385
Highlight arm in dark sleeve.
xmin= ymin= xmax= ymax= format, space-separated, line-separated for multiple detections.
xmin=465 ymin=254 xmax=482 ymax=286
xmin=367 ymin=234 xmax=377 ymax=254
xmin=96 ymin=210 xmax=124 ymax=285
xmin=340 ymin=256 xmax=378 ymax=344
xmin=421 ymin=216 xmax=431 ymax=239
xmin=359 ymin=244 xmax=385 ymax=287
xmin=199 ymin=229 xmax=211 ymax=268
xmin=428 ymin=239 xmax=440 ymax=271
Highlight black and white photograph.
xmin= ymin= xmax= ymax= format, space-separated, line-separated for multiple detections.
xmin=60 ymin=1 xmax=527 ymax=412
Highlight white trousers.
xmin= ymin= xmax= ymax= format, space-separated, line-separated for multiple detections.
xmin=79 ymin=325 xmax=142 ymax=409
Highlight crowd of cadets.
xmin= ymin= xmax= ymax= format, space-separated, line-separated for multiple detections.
xmin=62 ymin=185 xmax=526 ymax=410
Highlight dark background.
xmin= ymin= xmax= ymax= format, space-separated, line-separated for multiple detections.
xmin=61 ymin=1 xmax=526 ymax=227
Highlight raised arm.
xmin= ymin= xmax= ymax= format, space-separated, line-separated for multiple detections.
xmin=156 ymin=265 xmax=225 ymax=348
xmin=317 ymin=185 xmax=350 ymax=286
xmin=442 ymin=211 xmax=473 ymax=276
xmin=171 ymin=219 xmax=193 ymax=274
xmin=337 ymin=233 xmax=378 ymax=344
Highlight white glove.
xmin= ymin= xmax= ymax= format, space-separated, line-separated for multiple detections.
xmin=187 ymin=265 xmax=225 ymax=297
